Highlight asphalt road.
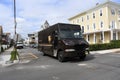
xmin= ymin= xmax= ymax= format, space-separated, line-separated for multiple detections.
xmin=0 ymin=47 xmax=120 ymax=80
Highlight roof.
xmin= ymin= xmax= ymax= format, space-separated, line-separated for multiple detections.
xmin=68 ymin=1 xmax=120 ymax=20
xmin=44 ymin=20 xmax=49 ymax=25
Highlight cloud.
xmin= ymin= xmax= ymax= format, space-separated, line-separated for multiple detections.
xmin=0 ymin=0 xmax=119 ymax=38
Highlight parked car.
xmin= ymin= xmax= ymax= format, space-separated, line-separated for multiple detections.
xmin=30 ymin=44 xmax=38 ymax=48
xmin=16 ymin=42 xmax=24 ymax=49
xmin=32 ymin=44 xmax=38 ymax=48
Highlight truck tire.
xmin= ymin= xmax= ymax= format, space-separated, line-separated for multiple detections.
xmin=42 ymin=52 xmax=46 ymax=56
xmin=41 ymin=47 xmax=46 ymax=56
xmin=58 ymin=51 xmax=65 ymax=62
xmin=79 ymin=52 xmax=86 ymax=60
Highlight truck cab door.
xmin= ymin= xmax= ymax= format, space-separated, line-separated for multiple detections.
xmin=52 ymin=31 xmax=58 ymax=57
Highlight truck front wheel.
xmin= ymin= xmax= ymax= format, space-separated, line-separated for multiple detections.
xmin=42 ymin=52 xmax=46 ymax=56
xmin=79 ymin=52 xmax=86 ymax=60
xmin=58 ymin=51 xmax=65 ymax=62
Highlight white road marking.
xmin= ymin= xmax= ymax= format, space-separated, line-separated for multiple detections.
xmin=52 ymin=76 xmax=60 ymax=80
xmin=16 ymin=65 xmax=52 ymax=70
xmin=28 ymin=53 xmax=38 ymax=59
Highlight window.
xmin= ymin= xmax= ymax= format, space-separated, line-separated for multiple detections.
xmin=73 ymin=21 xmax=74 ymax=23
xmin=100 ymin=21 xmax=103 ymax=28
xmin=60 ymin=29 xmax=83 ymax=39
xmin=77 ymin=19 xmax=79 ymax=23
xmin=93 ymin=13 xmax=95 ymax=18
xmin=118 ymin=10 xmax=120 ymax=15
xmin=87 ymin=25 xmax=89 ymax=30
xmin=118 ymin=10 xmax=120 ymax=19
xmin=82 ymin=17 xmax=84 ymax=22
xmin=113 ymin=32 xmax=116 ymax=40
xmin=95 ymin=36 xmax=96 ymax=43
xmin=111 ymin=21 xmax=115 ymax=29
xmin=100 ymin=10 xmax=102 ymax=16
xmin=100 ymin=32 xmax=103 ymax=40
xmin=32 ymin=37 xmax=35 ymax=39
xmin=111 ymin=9 xmax=115 ymax=15
xmin=93 ymin=23 xmax=96 ymax=29
xmin=87 ymin=15 xmax=89 ymax=20
xmin=82 ymin=26 xmax=84 ymax=33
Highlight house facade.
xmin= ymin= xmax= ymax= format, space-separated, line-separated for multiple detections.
xmin=0 ymin=26 xmax=3 ymax=52
xmin=2 ymin=33 xmax=11 ymax=45
xmin=69 ymin=1 xmax=120 ymax=44
xmin=0 ymin=26 xmax=3 ymax=42
xmin=0 ymin=26 xmax=12 ymax=52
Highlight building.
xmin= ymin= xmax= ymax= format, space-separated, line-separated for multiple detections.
xmin=34 ymin=32 xmax=38 ymax=45
xmin=0 ymin=26 xmax=3 ymax=41
xmin=13 ymin=33 xmax=23 ymax=42
xmin=2 ymin=33 xmax=11 ymax=45
xmin=28 ymin=34 xmax=36 ymax=44
xmin=0 ymin=26 xmax=3 ymax=52
xmin=0 ymin=26 xmax=12 ymax=51
xmin=41 ymin=20 xmax=50 ymax=30
xmin=69 ymin=1 xmax=120 ymax=44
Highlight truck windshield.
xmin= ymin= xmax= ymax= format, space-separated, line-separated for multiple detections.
xmin=60 ymin=29 xmax=83 ymax=39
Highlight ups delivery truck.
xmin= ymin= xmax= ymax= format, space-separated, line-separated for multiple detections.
xmin=38 ymin=23 xmax=89 ymax=62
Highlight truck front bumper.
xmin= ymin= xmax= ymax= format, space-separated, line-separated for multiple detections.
xmin=63 ymin=49 xmax=86 ymax=58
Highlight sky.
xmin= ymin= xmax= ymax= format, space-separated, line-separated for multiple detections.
xmin=0 ymin=0 xmax=120 ymax=38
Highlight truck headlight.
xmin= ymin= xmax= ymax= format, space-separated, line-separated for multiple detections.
xmin=86 ymin=48 xmax=89 ymax=50
xmin=65 ymin=49 xmax=75 ymax=52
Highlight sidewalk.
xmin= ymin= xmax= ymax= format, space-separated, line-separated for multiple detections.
xmin=0 ymin=47 xmax=33 ymax=67
xmin=90 ymin=48 xmax=120 ymax=55
xmin=0 ymin=47 xmax=19 ymax=66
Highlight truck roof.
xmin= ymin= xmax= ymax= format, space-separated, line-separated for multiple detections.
xmin=51 ymin=23 xmax=80 ymax=27
xmin=39 ymin=23 xmax=81 ymax=33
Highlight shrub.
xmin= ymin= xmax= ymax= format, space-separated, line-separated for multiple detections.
xmin=89 ymin=40 xmax=120 ymax=51
xmin=10 ymin=48 xmax=19 ymax=61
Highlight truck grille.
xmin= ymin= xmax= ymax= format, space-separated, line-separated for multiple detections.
xmin=74 ymin=44 xmax=85 ymax=51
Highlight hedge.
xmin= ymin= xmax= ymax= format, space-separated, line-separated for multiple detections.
xmin=89 ymin=40 xmax=120 ymax=51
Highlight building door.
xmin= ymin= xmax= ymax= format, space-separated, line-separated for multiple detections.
xmin=113 ymin=32 xmax=116 ymax=40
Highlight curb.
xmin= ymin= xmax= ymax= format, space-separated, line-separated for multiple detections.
xmin=91 ymin=48 xmax=120 ymax=55
xmin=2 ymin=60 xmax=19 ymax=67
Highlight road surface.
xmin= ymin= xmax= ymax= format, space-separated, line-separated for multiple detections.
xmin=0 ymin=47 xmax=120 ymax=80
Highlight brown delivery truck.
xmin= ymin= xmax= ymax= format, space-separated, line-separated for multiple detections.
xmin=38 ymin=23 xmax=89 ymax=62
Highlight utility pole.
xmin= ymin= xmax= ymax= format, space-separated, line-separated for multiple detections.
xmin=14 ymin=0 xmax=18 ymax=47
xmin=14 ymin=0 xmax=17 ymax=35
xmin=10 ymin=0 xmax=19 ymax=62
